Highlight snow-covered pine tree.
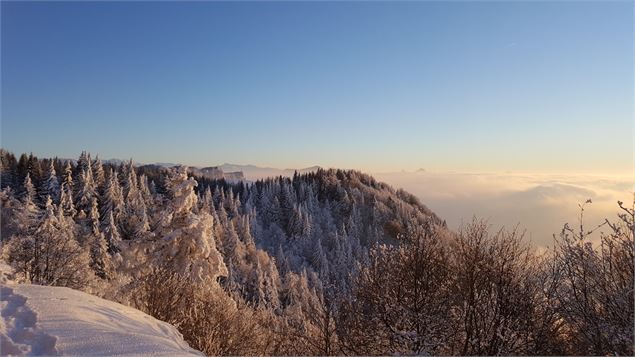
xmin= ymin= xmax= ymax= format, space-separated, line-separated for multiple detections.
xmin=3 ymin=195 xmax=93 ymax=289
xmin=75 ymin=167 xmax=97 ymax=216
xmin=16 ymin=173 xmax=40 ymax=234
xmin=119 ymin=161 xmax=150 ymax=240
xmin=121 ymin=186 xmax=150 ymax=240
xmin=100 ymin=169 xmax=125 ymax=227
xmin=103 ymin=210 xmax=122 ymax=254
xmin=152 ymin=166 xmax=227 ymax=283
xmin=122 ymin=159 xmax=137 ymax=199
xmin=59 ymin=179 xmax=77 ymax=218
xmin=92 ymin=155 xmax=106 ymax=191
xmin=41 ymin=160 xmax=60 ymax=203
xmin=138 ymin=174 xmax=153 ymax=206
xmin=87 ymin=196 xmax=112 ymax=279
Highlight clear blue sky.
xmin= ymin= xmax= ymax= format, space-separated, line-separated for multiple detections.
xmin=2 ymin=1 xmax=632 ymax=173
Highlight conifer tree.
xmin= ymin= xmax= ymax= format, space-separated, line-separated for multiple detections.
xmin=42 ymin=160 xmax=60 ymax=203
xmin=88 ymin=196 xmax=112 ymax=279
xmin=153 ymin=166 xmax=227 ymax=282
xmin=15 ymin=173 xmax=40 ymax=235
xmin=77 ymin=151 xmax=91 ymax=175
xmin=101 ymin=169 xmax=124 ymax=227
xmin=92 ymin=155 xmax=106 ymax=191
xmin=60 ymin=161 xmax=77 ymax=217
xmin=3 ymin=195 xmax=92 ymax=289
xmin=22 ymin=173 xmax=37 ymax=206
xmin=103 ymin=211 xmax=122 ymax=254
xmin=75 ymin=166 xmax=97 ymax=215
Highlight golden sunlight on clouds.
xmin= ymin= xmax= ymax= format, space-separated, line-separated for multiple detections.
xmin=375 ymin=171 xmax=634 ymax=247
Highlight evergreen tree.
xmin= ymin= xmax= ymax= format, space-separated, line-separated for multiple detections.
xmin=92 ymin=155 xmax=106 ymax=191
xmin=76 ymin=151 xmax=91 ymax=175
xmin=3 ymin=195 xmax=93 ymax=289
xmin=60 ymin=161 xmax=77 ymax=217
xmin=0 ymin=149 xmax=18 ymax=189
xmin=101 ymin=169 xmax=125 ymax=227
xmin=42 ymin=160 xmax=60 ymax=203
xmin=13 ymin=173 xmax=40 ymax=236
xmin=88 ymin=196 xmax=112 ymax=279
xmin=103 ymin=211 xmax=122 ymax=254
xmin=153 ymin=166 xmax=227 ymax=282
xmin=22 ymin=173 xmax=37 ymax=206
xmin=75 ymin=167 xmax=97 ymax=215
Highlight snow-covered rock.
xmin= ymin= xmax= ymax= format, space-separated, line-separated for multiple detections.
xmin=0 ymin=283 xmax=202 ymax=356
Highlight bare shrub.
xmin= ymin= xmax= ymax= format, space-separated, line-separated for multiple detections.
xmin=551 ymin=198 xmax=634 ymax=355
xmin=339 ymin=223 xmax=453 ymax=355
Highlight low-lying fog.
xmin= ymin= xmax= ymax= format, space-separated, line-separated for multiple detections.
xmin=375 ymin=171 xmax=634 ymax=247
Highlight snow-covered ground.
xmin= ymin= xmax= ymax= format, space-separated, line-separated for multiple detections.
xmin=0 ymin=263 xmax=202 ymax=356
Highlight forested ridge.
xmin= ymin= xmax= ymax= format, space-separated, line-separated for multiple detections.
xmin=1 ymin=149 xmax=633 ymax=356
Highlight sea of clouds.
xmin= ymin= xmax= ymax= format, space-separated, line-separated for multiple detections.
xmin=375 ymin=171 xmax=634 ymax=247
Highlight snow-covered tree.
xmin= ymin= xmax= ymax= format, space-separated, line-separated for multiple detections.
xmin=119 ymin=163 xmax=150 ymax=240
xmin=17 ymin=173 xmax=39 ymax=231
xmin=75 ymin=167 xmax=97 ymax=216
xmin=147 ymin=167 xmax=227 ymax=283
xmin=100 ymin=169 xmax=124 ymax=226
xmin=41 ymin=160 xmax=60 ymax=203
xmin=103 ymin=210 xmax=122 ymax=254
xmin=3 ymin=196 xmax=93 ymax=289
xmin=58 ymin=161 xmax=77 ymax=217
xmin=76 ymin=151 xmax=91 ymax=176
xmin=22 ymin=173 xmax=37 ymax=204
xmin=87 ymin=196 xmax=112 ymax=279
xmin=59 ymin=184 xmax=77 ymax=218
xmin=92 ymin=155 xmax=106 ymax=190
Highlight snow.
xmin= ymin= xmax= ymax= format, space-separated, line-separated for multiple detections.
xmin=1 ymin=281 xmax=202 ymax=356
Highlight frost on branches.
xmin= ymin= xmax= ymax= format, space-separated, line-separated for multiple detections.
xmin=0 ymin=149 xmax=632 ymax=356
xmin=149 ymin=166 xmax=227 ymax=283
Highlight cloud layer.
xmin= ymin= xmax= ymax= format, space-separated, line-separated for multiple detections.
xmin=375 ymin=171 xmax=634 ymax=247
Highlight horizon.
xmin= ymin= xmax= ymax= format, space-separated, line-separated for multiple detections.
xmin=1 ymin=1 xmax=633 ymax=245
xmin=4 ymin=147 xmax=635 ymax=177
xmin=0 ymin=2 xmax=633 ymax=354
xmin=2 ymin=1 xmax=633 ymax=175
xmin=2 ymin=146 xmax=632 ymax=246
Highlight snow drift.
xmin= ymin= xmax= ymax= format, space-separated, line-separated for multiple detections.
xmin=0 ymin=283 xmax=203 ymax=356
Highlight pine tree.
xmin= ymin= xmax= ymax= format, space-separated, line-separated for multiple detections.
xmin=41 ymin=160 xmax=60 ymax=203
xmin=100 ymin=169 xmax=124 ymax=227
xmin=92 ymin=155 xmax=106 ymax=191
xmin=153 ymin=166 xmax=227 ymax=282
xmin=75 ymin=167 xmax=97 ymax=215
xmin=138 ymin=174 xmax=153 ymax=205
xmin=88 ymin=196 xmax=112 ymax=279
xmin=77 ymin=151 xmax=91 ymax=175
xmin=201 ymin=186 xmax=213 ymax=212
xmin=60 ymin=161 xmax=77 ymax=217
xmin=121 ymin=183 xmax=149 ymax=240
xmin=3 ymin=195 xmax=93 ymax=289
xmin=0 ymin=149 xmax=18 ymax=189
xmin=103 ymin=210 xmax=122 ymax=254
xmin=17 ymin=174 xmax=39 ymax=233
xmin=22 ymin=173 xmax=37 ymax=206
xmin=122 ymin=159 xmax=137 ymax=199
xmin=59 ymin=183 xmax=77 ymax=217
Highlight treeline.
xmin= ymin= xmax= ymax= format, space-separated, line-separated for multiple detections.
xmin=0 ymin=149 xmax=633 ymax=356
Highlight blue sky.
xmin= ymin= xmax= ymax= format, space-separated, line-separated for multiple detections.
xmin=1 ymin=1 xmax=632 ymax=173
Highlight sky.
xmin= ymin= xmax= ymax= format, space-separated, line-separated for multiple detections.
xmin=2 ymin=1 xmax=633 ymax=174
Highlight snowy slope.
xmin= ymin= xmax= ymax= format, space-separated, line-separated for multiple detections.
xmin=0 ymin=283 xmax=203 ymax=356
